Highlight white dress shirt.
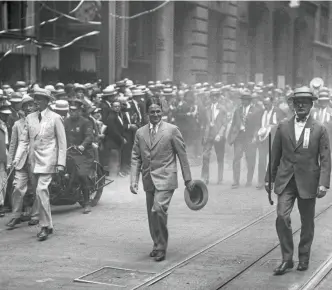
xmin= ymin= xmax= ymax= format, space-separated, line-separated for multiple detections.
xmin=294 ymin=115 xmax=309 ymax=142
xmin=149 ymin=121 xmax=161 ymax=133
xmin=261 ymin=107 xmax=274 ymax=128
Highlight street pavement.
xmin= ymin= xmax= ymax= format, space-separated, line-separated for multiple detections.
xmin=0 ymin=155 xmax=327 ymax=290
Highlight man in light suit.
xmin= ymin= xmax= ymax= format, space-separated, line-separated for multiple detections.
xmin=201 ymin=89 xmax=227 ymax=184
xmin=6 ymin=95 xmax=38 ymax=229
xmin=14 ymin=88 xmax=67 ymax=241
xmin=130 ymin=97 xmax=195 ymax=262
xmin=265 ymin=87 xmax=331 ymax=275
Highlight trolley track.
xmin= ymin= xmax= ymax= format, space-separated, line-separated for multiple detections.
xmin=131 ymin=201 xmax=332 ymax=290
xmin=214 ymin=202 xmax=332 ymax=290
xmin=130 ymin=208 xmax=277 ymax=290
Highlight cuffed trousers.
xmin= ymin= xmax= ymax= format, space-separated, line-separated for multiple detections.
xmin=276 ymin=177 xmax=316 ymax=262
xmin=33 ymin=174 xmax=53 ymax=228
xmin=146 ymin=188 xmax=174 ymax=252
xmin=0 ymin=163 xmax=7 ymax=206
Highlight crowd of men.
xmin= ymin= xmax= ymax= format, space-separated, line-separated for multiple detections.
xmin=0 ymin=77 xmax=331 ymax=239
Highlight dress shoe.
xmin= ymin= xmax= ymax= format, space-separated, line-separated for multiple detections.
xmin=274 ymin=261 xmax=294 ymax=275
xmin=6 ymin=218 xmax=21 ymax=230
xmin=0 ymin=205 xmax=5 ymax=217
xmin=83 ymin=205 xmax=91 ymax=214
xmin=48 ymin=228 xmax=53 ymax=235
xmin=231 ymin=183 xmax=239 ymax=189
xmin=297 ymin=261 xmax=309 ymax=271
xmin=28 ymin=219 xmax=39 ymax=226
xmin=37 ymin=227 xmax=49 ymax=241
xmin=154 ymin=251 xmax=166 ymax=262
xmin=20 ymin=215 xmax=31 ymax=222
xmin=149 ymin=249 xmax=158 ymax=257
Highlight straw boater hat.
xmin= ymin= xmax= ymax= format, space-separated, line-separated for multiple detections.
xmin=33 ymin=88 xmax=52 ymax=99
xmin=45 ymin=85 xmax=56 ymax=94
xmin=54 ymin=89 xmax=67 ymax=99
xmin=55 ymin=82 xmax=65 ymax=89
xmin=15 ymin=81 xmax=26 ymax=88
xmin=318 ymin=87 xmax=330 ymax=101
xmin=184 ymin=180 xmax=208 ymax=211
xmin=9 ymin=92 xmax=23 ymax=103
xmin=102 ymin=85 xmax=117 ymax=98
xmin=21 ymin=95 xmax=34 ymax=106
xmin=289 ymin=86 xmax=318 ymax=101
xmin=240 ymin=88 xmax=252 ymax=99
xmin=51 ymin=100 xmax=69 ymax=111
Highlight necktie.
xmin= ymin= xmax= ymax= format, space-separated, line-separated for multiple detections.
xmin=150 ymin=125 xmax=156 ymax=143
xmin=38 ymin=112 xmax=42 ymax=122
xmin=242 ymin=106 xmax=247 ymax=128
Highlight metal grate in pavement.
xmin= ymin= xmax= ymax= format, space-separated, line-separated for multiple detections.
xmin=74 ymin=266 xmax=156 ymax=288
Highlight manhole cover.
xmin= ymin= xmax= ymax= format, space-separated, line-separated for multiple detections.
xmin=74 ymin=266 xmax=156 ymax=288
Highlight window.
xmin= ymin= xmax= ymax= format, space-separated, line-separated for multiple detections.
xmin=0 ymin=1 xmax=26 ymax=33
xmin=320 ymin=5 xmax=329 ymax=43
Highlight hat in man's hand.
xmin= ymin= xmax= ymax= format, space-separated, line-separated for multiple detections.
xmin=184 ymin=180 xmax=208 ymax=211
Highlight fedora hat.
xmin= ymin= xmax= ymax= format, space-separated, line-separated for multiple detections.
xmin=55 ymin=82 xmax=64 ymax=89
xmin=290 ymin=86 xmax=317 ymax=100
xmin=54 ymin=89 xmax=67 ymax=99
xmin=184 ymin=180 xmax=208 ymax=211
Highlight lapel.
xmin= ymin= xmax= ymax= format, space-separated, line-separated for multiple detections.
xmin=30 ymin=112 xmax=41 ymax=139
xmin=287 ymin=116 xmax=296 ymax=148
xmin=295 ymin=116 xmax=314 ymax=150
xmin=142 ymin=125 xmax=151 ymax=149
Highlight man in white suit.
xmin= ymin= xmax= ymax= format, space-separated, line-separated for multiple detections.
xmin=14 ymin=88 xmax=67 ymax=241
xmin=130 ymin=97 xmax=195 ymax=262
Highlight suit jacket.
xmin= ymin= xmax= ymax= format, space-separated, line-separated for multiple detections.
xmin=8 ymin=118 xmax=29 ymax=170
xmin=265 ymin=115 xmax=331 ymax=199
xmin=131 ymin=121 xmax=192 ymax=192
xmin=227 ymin=104 xmax=259 ymax=145
xmin=15 ymin=108 xmax=67 ymax=174
xmin=100 ymin=100 xmax=112 ymax=124
xmin=204 ymin=103 xmax=227 ymax=140
xmin=104 ymin=111 xmax=125 ymax=150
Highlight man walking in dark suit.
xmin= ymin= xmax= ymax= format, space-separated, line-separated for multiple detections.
xmin=103 ymin=100 xmax=126 ymax=177
xmin=130 ymin=97 xmax=195 ymax=262
xmin=227 ymin=89 xmax=260 ymax=188
xmin=265 ymin=86 xmax=331 ymax=275
xmin=201 ymin=89 xmax=227 ymax=184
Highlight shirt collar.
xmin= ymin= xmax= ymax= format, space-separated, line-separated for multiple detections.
xmin=40 ymin=108 xmax=47 ymax=118
xmin=295 ymin=113 xmax=310 ymax=124
xmin=149 ymin=120 xmax=161 ymax=130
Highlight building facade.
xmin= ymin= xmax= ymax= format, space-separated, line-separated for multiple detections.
xmin=1 ymin=1 xmax=332 ymax=88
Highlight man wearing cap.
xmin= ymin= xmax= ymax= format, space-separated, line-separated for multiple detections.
xmin=227 ymin=89 xmax=260 ymax=188
xmin=13 ymin=88 xmax=67 ymax=241
xmin=130 ymin=97 xmax=195 ymax=262
xmin=65 ymin=99 xmax=94 ymax=214
xmin=265 ymin=86 xmax=331 ymax=275
xmin=201 ymin=88 xmax=227 ymax=184
xmin=6 ymin=95 xmax=37 ymax=228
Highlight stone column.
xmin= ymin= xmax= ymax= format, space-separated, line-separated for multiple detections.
xmin=26 ymin=1 xmax=36 ymax=82
xmin=222 ymin=1 xmax=237 ymax=83
xmin=155 ymin=1 xmax=174 ymax=81
xmin=99 ymin=1 xmax=116 ymax=84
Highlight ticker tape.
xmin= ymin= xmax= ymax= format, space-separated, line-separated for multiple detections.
xmin=0 ymin=0 xmax=170 ymax=35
